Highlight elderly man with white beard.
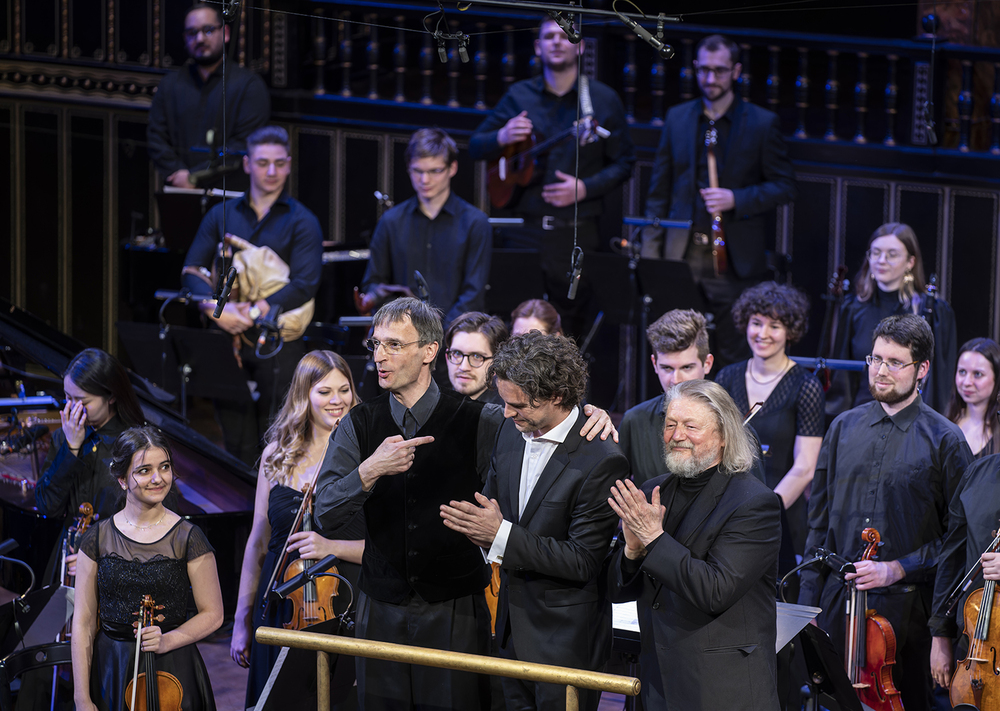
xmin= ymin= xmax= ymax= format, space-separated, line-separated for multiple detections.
xmin=607 ymin=379 xmax=782 ymax=710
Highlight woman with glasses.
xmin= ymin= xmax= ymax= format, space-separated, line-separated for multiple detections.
xmin=945 ymin=337 xmax=1000 ymax=458
xmin=830 ymin=222 xmax=957 ymax=414
xmin=443 ymin=312 xmax=509 ymax=405
xmin=230 ymin=351 xmax=364 ymax=710
xmin=714 ymin=281 xmax=824 ymax=555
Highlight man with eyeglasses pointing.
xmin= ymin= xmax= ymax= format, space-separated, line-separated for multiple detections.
xmin=798 ymin=313 xmax=972 ymax=711
xmin=314 ymin=297 xmax=616 ymax=711
xmin=358 ymin=128 xmax=491 ymax=330
xmin=147 ymin=3 xmax=269 ymax=188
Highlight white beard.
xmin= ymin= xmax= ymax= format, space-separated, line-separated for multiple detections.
xmin=663 ymin=445 xmax=718 ymax=479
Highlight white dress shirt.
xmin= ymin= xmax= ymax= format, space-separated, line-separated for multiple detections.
xmin=486 ymin=406 xmax=579 ymax=563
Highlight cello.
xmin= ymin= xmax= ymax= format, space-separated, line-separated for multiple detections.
xmin=845 ymin=528 xmax=905 ymax=711
xmin=124 ymin=595 xmax=183 ymax=711
xmin=949 ymin=525 xmax=1000 ymax=710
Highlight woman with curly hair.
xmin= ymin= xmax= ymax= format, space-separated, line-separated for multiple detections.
xmin=830 ymin=222 xmax=957 ymax=414
xmin=947 ymin=337 xmax=1000 ymax=458
xmin=230 ymin=351 xmax=364 ymax=709
xmin=715 ymin=281 xmax=825 ymax=554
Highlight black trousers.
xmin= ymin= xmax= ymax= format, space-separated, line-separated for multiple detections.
xmin=354 ymin=590 xmax=491 ymax=711
xmin=499 ymin=636 xmax=602 ymax=711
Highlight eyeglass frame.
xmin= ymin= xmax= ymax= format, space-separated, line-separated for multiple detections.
xmin=444 ymin=349 xmax=493 ymax=368
xmin=865 ymin=354 xmax=921 ymax=373
xmin=365 ymin=338 xmax=422 ymax=355
xmin=184 ymin=24 xmax=223 ymax=40
xmin=693 ymin=64 xmax=735 ymax=78
xmin=866 ymin=248 xmax=907 ymax=263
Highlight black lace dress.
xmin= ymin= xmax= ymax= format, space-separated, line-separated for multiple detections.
xmin=78 ymin=518 xmax=217 ymax=711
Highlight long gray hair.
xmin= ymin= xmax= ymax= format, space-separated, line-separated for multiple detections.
xmin=662 ymin=380 xmax=758 ymax=475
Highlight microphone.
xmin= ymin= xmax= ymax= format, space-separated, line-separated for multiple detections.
xmin=546 ymin=11 xmax=581 ymax=44
xmin=414 ymin=271 xmax=430 ymax=302
xmin=222 ymin=0 xmax=240 ymax=24
xmin=617 ymin=12 xmax=674 ymax=60
xmin=567 ymin=247 xmax=584 ymax=300
xmin=813 ymin=547 xmax=856 ymax=575
xmin=213 ymin=266 xmax=238 ymax=319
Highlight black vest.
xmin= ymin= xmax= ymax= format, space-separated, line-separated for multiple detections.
xmin=354 ymin=389 xmax=490 ymax=604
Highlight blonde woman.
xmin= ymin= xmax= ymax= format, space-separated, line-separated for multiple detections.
xmin=230 ymin=351 xmax=364 ymax=709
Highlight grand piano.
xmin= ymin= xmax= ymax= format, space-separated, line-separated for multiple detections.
xmin=0 ymin=297 xmax=254 ymax=615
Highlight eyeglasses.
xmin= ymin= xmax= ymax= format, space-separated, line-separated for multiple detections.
xmin=408 ymin=166 xmax=449 ymax=177
xmin=695 ymin=65 xmax=734 ymax=78
xmin=866 ymin=355 xmax=920 ymax=373
xmin=253 ymin=158 xmax=290 ymax=170
xmin=445 ymin=349 xmax=492 ymax=368
xmin=867 ymin=248 xmax=906 ymax=263
xmin=365 ymin=338 xmax=420 ymax=355
xmin=184 ymin=24 xmax=222 ymax=40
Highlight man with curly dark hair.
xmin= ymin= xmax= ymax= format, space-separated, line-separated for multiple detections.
xmin=441 ymin=332 xmax=629 ymax=711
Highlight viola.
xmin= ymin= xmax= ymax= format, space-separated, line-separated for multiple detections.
xmin=61 ymin=502 xmax=96 ymax=588
xmin=949 ymin=526 xmax=1000 ymax=710
xmin=281 ymin=487 xmax=340 ymax=630
xmin=486 ymin=116 xmax=608 ymax=209
xmin=814 ymin=266 xmax=850 ymax=390
xmin=845 ymin=528 xmax=904 ymax=711
xmin=125 ymin=595 xmax=183 ymax=711
xmin=704 ymin=127 xmax=728 ymax=278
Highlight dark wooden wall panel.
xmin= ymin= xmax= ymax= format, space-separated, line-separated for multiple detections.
xmin=391 ymin=139 xmax=409 ymax=210
xmin=898 ymin=187 xmax=944 ymax=279
xmin=70 ymin=114 xmax=106 ymax=346
xmin=116 ymin=0 xmax=151 ymax=65
xmin=295 ymin=131 xmax=332 ymax=239
xmin=342 ymin=135 xmax=379 ymax=245
xmin=162 ymin=1 xmax=189 ymax=67
xmin=23 ymin=110 xmax=60 ymax=326
xmin=0 ymin=107 xmax=11 ymax=300
xmin=22 ymin=0 xmax=57 ymax=56
xmin=71 ymin=0 xmax=106 ymax=60
xmin=115 ymin=119 xmax=150 ymax=250
xmin=790 ymin=179 xmax=834 ymax=358
xmin=950 ymin=192 xmax=996 ymax=347
xmin=843 ymin=183 xmax=888 ymax=272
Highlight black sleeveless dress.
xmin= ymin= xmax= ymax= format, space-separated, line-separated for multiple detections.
xmin=78 ymin=518 xmax=217 ymax=711
xmin=245 ymin=485 xmax=364 ymax=710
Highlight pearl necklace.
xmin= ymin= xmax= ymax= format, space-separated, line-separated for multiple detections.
xmin=122 ymin=510 xmax=167 ymax=530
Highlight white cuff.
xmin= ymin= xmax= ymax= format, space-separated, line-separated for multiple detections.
xmin=486 ymin=519 xmax=513 ymax=564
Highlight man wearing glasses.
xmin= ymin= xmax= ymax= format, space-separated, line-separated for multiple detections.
xmin=147 ymin=2 xmax=270 ymax=188
xmin=313 ymin=298 xmax=615 ymax=710
xmin=359 ymin=128 xmax=491 ymax=330
xmin=642 ymin=34 xmax=797 ymax=369
xmin=798 ymin=314 xmax=972 ymax=711
xmin=443 ymin=311 xmax=509 ymax=405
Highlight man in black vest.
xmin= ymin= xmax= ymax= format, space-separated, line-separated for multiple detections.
xmin=313 ymin=297 xmax=615 ymax=710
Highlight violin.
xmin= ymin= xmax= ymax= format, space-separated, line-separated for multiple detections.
xmin=949 ymin=524 xmax=1000 ymax=710
xmin=844 ymin=528 xmax=904 ymax=711
xmin=282 ymin=487 xmax=340 ymax=630
xmin=704 ymin=127 xmax=728 ymax=278
xmin=125 ymin=595 xmax=183 ymax=711
xmin=486 ymin=116 xmax=608 ymax=209
xmin=61 ymin=502 xmax=96 ymax=588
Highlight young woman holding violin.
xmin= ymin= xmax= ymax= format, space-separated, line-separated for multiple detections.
xmin=230 ymin=351 xmax=365 ymax=710
xmin=71 ymin=426 xmax=223 ymax=711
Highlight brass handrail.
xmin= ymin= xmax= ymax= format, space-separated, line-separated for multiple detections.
xmin=255 ymin=626 xmax=640 ymax=711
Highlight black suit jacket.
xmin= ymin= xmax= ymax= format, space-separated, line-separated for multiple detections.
xmin=644 ymin=98 xmax=797 ymax=279
xmin=485 ymin=410 xmax=629 ymax=673
xmin=609 ymin=468 xmax=782 ymax=710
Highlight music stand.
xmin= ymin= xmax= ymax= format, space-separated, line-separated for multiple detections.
xmin=0 ymin=586 xmax=71 ymax=658
xmin=585 ymin=254 xmax=638 ymax=325
xmin=797 ymin=624 xmax=864 ymax=711
xmin=169 ymin=327 xmax=254 ymax=405
xmin=117 ymin=321 xmax=182 ymax=402
xmin=485 ymin=248 xmax=544 ymax=316
xmin=154 ymin=188 xmax=241 ymax=251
